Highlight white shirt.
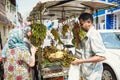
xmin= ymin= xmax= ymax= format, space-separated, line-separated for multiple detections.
xmin=80 ymin=27 xmax=105 ymax=80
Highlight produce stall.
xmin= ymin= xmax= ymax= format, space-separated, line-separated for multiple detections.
xmin=29 ymin=0 xmax=118 ymax=80
xmin=42 ymin=65 xmax=68 ymax=79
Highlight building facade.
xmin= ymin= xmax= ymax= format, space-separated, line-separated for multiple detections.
xmin=0 ymin=0 xmax=11 ymax=45
xmin=0 ymin=0 xmax=23 ymax=45
xmin=94 ymin=0 xmax=120 ymax=30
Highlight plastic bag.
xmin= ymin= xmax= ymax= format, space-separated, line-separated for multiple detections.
xmin=68 ymin=64 xmax=80 ymax=80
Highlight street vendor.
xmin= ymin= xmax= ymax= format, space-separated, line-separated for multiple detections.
xmin=71 ymin=13 xmax=106 ymax=80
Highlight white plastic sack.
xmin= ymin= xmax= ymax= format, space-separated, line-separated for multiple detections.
xmin=68 ymin=64 xmax=80 ymax=80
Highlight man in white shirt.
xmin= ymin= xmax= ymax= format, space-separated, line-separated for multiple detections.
xmin=71 ymin=13 xmax=106 ymax=80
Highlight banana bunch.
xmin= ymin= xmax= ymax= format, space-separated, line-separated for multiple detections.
xmin=79 ymin=27 xmax=86 ymax=41
xmin=72 ymin=22 xmax=86 ymax=49
xmin=51 ymin=28 xmax=59 ymax=41
xmin=49 ymin=50 xmax=64 ymax=59
xmin=60 ymin=51 xmax=80 ymax=67
xmin=31 ymin=23 xmax=47 ymax=46
xmin=43 ymin=46 xmax=57 ymax=59
xmin=51 ymin=28 xmax=63 ymax=44
xmin=43 ymin=46 xmax=80 ymax=67
xmin=62 ymin=24 xmax=70 ymax=38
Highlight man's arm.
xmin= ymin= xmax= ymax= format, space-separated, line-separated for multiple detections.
xmin=71 ymin=56 xmax=105 ymax=65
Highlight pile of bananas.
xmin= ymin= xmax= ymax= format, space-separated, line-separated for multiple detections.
xmin=43 ymin=46 xmax=58 ymax=61
xmin=43 ymin=46 xmax=80 ymax=67
xmin=43 ymin=46 xmax=65 ymax=62
xmin=60 ymin=51 xmax=80 ymax=67
xmin=49 ymin=50 xmax=64 ymax=59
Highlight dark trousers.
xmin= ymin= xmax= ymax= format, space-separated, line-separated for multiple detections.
xmin=32 ymin=63 xmax=39 ymax=80
xmin=32 ymin=62 xmax=44 ymax=80
xmin=0 ymin=62 xmax=4 ymax=80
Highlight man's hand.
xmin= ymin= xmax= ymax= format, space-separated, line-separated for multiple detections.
xmin=71 ymin=58 xmax=82 ymax=65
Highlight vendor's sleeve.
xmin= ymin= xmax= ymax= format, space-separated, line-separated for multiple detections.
xmin=90 ymin=36 xmax=105 ymax=57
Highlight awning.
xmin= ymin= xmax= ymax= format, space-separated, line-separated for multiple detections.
xmin=43 ymin=0 xmax=118 ymax=19
xmin=45 ymin=0 xmax=118 ymax=10
xmin=80 ymin=0 xmax=118 ymax=10
xmin=29 ymin=0 xmax=118 ymax=20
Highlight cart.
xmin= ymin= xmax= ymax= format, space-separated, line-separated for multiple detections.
xmin=29 ymin=0 xmax=118 ymax=80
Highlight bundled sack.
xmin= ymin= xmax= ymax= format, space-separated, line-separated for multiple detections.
xmin=68 ymin=64 xmax=81 ymax=80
